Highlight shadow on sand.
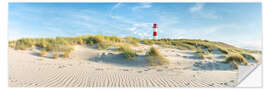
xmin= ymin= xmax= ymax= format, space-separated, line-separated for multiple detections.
xmin=193 ymin=61 xmax=234 ymax=71
xmin=89 ymin=53 xmax=149 ymax=67
xmin=30 ymin=52 xmax=56 ymax=59
xmin=182 ymin=55 xmax=203 ymax=60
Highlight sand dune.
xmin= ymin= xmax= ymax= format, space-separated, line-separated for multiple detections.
xmin=8 ymin=45 xmax=239 ymax=87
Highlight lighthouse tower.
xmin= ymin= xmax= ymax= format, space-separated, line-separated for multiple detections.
xmin=153 ymin=23 xmax=158 ymax=40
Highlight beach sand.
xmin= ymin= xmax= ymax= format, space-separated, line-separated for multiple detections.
xmin=8 ymin=45 xmax=239 ymax=87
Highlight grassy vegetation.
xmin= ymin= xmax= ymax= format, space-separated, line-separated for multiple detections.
xmin=124 ymin=37 xmax=140 ymax=46
xmin=232 ymin=60 xmax=239 ymax=69
xmin=64 ymin=51 xmax=71 ymax=58
xmin=241 ymin=53 xmax=258 ymax=62
xmin=144 ymin=39 xmax=260 ymax=55
xmin=15 ymin=38 xmax=34 ymax=50
xmin=194 ymin=52 xmax=206 ymax=60
xmin=140 ymin=39 xmax=260 ymax=63
xmin=142 ymin=39 xmax=155 ymax=45
xmin=225 ymin=53 xmax=248 ymax=68
xmin=40 ymin=48 xmax=46 ymax=56
xmin=119 ymin=44 xmax=137 ymax=60
xmin=10 ymin=35 xmax=260 ymax=62
xmin=146 ymin=47 xmax=170 ymax=66
xmin=8 ymin=41 xmax=16 ymax=48
xmin=207 ymin=54 xmax=214 ymax=60
xmin=53 ymin=52 xmax=59 ymax=59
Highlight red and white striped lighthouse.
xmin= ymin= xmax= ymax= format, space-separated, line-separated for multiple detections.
xmin=153 ymin=23 xmax=158 ymax=40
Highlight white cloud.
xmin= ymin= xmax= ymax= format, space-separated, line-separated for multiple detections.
xmin=189 ymin=3 xmax=204 ymax=13
xmin=127 ymin=23 xmax=153 ymax=38
xmin=224 ymin=40 xmax=262 ymax=50
xmin=110 ymin=15 xmax=136 ymax=24
xmin=112 ymin=3 xmax=122 ymax=10
xmin=128 ymin=27 xmax=136 ymax=31
xmin=189 ymin=3 xmax=219 ymax=19
xmin=132 ymin=3 xmax=152 ymax=11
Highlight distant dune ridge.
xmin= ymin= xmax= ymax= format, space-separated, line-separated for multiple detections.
xmin=8 ymin=35 xmax=261 ymax=87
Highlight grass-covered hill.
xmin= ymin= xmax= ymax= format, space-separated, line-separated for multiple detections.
xmin=8 ymin=35 xmax=261 ymax=68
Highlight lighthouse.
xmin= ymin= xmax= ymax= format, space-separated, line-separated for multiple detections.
xmin=153 ymin=23 xmax=158 ymax=40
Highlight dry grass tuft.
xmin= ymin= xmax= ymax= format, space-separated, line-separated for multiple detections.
xmin=15 ymin=38 xmax=34 ymax=50
xmin=232 ymin=60 xmax=239 ymax=69
xmin=9 ymin=41 xmax=16 ymax=48
xmin=241 ymin=53 xmax=257 ymax=62
xmin=194 ymin=52 xmax=205 ymax=60
xmin=225 ymin=53 xmax=248 ymax=66
xmin=207 ymin=54 xmax=214 ymax=60
xmin=53 ymin=52 xmax=59 ymax=59
xmin=146 ymin=47 xmax=169 ymax=66
xmin=40 ymin=48 xmax=46 ymax=56
xmin=119 ymin=44 xmax=137 ymax=60
xmin=142 ymin=40 xmax=155 ymax=45
xmin=124 ymin=37 xmax=140 ymax=46
xmin=63 ymin=50 xmax=71 ymax=58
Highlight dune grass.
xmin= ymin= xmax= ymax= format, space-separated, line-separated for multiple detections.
xmin=207 ymin=54 xmax=214 ymax=60
xmin=15 ymin=38 xmax=34 ymax=50
xmin=232 ymin=60 xmax=239 ymax=69
xmin=241 ymin=53 xmax=257 ymax=62
xmin=194 ymin=52 xmax=206 ymax=60
xmin=142 ymin=39 xmax=155 ymax=45
xmin=84 ymin=35 xmax=122 ymax=50
xmin=53 ymin=52 xmax=59 ymax=59
xmin=146 ymin=47 xmax=169 ymax=66
xmin=12 ymin=35 xmax=259 ymax=55
xmin=124 ymin=37 xmax=140 ymax=46
xmin=63 ymin=50 xmax=71 ymax=58
xmin=119 ymin=44 xmax=137 ymax=60
xmin=225 ymin=53 xmax=248 ymax=66
xmin=225 ymin=53 xmax=249 ymax=69
xmin=8 ymin=41 xmax=16 ymax=48
xmin=97 ymin=41 xmax=112 ymax=50
xmin=145 ymin=39 xmax=256 ymax=55
xmin=10 ymin=35 xmax=260 ymax=63
xmin=40 ymin=48 xmax=46 ymax=57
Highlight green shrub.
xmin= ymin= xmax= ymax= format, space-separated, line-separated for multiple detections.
xmin=146 ymin=47 xmax=169 ymax=66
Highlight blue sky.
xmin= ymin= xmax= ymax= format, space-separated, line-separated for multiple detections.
xmin=8 ymin=3 xmax=262 ymax=50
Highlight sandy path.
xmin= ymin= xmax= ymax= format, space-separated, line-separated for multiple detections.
xmin=8 ymin=45 xmax=238 ymax=87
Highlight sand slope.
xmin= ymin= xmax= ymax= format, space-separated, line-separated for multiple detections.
xmin=8 ymin=45 xmax=238 ymax=87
